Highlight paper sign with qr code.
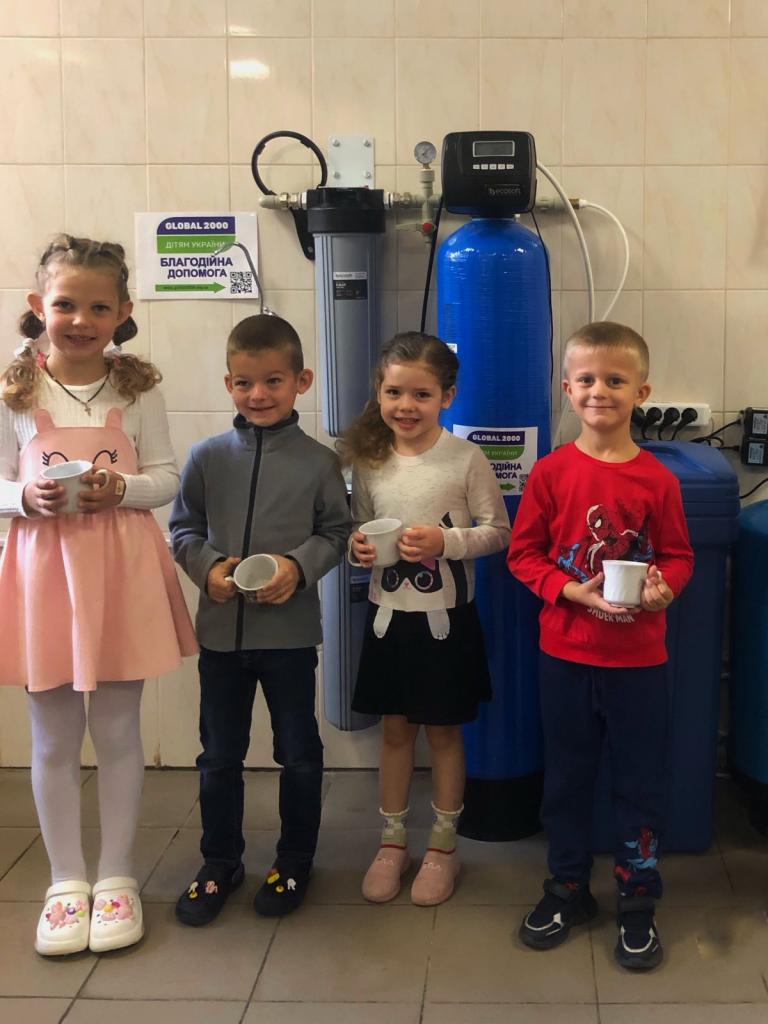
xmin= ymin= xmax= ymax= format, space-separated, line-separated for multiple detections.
xmin=135 ymin=212 xmax=259 ymax=300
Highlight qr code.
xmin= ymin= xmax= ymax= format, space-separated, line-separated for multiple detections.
xmin=230 ymin=271 xmax=253 ymax=294
xmin=519 ymin=474 xmax=529 ymax=493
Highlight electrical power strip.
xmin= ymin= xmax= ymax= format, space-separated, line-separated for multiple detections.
xmin=640 ymin=402 xmax=712 ymax=428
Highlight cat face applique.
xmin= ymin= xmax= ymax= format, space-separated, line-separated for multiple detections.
xmin=381 ymin=558 xmax=443 ymax=595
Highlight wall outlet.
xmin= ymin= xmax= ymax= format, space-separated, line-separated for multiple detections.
xmin=640 ymin=402 xmax=712 ymax=429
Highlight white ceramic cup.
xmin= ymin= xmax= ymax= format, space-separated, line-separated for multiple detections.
xmin=40 ymin=460 xmax=108 ymax=515
xmin=602 ymin=560 xmax=648 ymax=607
xmin=231 ymin=554 xmax=278 ymax=594
xmin=356 ymin=517 xmax=404 ymax=567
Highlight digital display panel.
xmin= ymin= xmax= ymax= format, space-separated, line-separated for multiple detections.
xmin=472 ymin=140 xmax=516 ymax=158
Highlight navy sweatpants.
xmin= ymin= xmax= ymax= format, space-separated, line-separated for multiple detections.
xmin=539 ymin=652 xmax=668 ymax=899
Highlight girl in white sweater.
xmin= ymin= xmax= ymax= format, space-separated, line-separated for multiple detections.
xmin=342 ymin=333 xmax=510 ymax=908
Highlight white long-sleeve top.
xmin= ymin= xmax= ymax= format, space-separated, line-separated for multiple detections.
xmin=351 ymin=429 xmax=511 ymax=612
xmin=0 ymin=373 xmax=180 ymax=517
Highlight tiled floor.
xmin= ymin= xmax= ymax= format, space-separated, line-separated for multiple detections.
xmin=0 ymin=768 xmax=767 ymax=1023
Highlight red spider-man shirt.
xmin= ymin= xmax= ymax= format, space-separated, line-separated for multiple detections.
xmin=508 ymin=443 xmax=694 ymax=667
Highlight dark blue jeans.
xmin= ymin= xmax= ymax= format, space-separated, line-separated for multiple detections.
xmin=197 ymin=646 xmax=322 ymax=875
xmin=539 ymin=652 xmax=668 ymax=899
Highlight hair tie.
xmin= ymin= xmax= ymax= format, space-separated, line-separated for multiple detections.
xmin=13 ymin=338 xmax=36 ymax=358
xmin=36 ymin=351 xmax=47 ymax=369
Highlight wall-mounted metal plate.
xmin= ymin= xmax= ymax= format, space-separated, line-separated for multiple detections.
xmin=327 ymin=135 xmax=375 ymax=188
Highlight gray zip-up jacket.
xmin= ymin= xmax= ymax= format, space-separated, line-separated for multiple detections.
xmin=170 ymin=412 xmax=350 ymax=651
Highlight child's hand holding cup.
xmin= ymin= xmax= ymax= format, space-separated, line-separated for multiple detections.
xmin=26 ymin=460 xmax=109 ymax=516
xmin=350 ymin=518 xmax=404 ymax=568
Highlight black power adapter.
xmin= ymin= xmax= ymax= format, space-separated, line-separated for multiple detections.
xmin=740 ymin=408 xmax=768 ymax=465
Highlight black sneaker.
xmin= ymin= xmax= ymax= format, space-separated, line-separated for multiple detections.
xmin=519 ymin=878 xmax=598 ymax=950
xmin=253 ymin=864 xmax=310 ymax=917
xmin=175 ymin=862 xmax=245 ymax=927
xmin=615 ymin=895 xmax=663 ymax=970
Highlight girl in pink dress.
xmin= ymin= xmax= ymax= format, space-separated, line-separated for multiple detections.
xmin=0 ymin=235 xmax=197 ymax=956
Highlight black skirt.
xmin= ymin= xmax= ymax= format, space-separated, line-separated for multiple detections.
xmin=352 ymin=600 xmax=492 ymax=725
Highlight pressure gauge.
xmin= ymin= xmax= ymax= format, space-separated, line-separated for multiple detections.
xmin=414 ymin=140 xmax=437 ymax=166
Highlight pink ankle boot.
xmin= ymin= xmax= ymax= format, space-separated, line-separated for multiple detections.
xmin=362 ymin=845 xmax=411 ymax=903
xmin=410 ymin=849 xmax=460 ymax=906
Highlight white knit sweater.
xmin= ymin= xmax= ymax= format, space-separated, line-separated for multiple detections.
xmin=0 ymin=374 xmax=180 ymax=517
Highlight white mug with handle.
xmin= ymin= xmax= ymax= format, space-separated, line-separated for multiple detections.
xmin=40 ymin=460 xmax=110 ymax=515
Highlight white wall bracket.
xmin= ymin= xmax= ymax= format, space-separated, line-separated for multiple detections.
xmin=327 ymin=135 xmax=375 ymax=188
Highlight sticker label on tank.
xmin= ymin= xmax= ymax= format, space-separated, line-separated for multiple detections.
xmin=453 ymin=425 xmax=538 ymax=496
xmin=333 ymin=271 xmax=368 ymax=300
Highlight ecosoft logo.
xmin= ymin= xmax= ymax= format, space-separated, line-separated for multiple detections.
xmin=466 ymin=428 xmax=525 ymax=461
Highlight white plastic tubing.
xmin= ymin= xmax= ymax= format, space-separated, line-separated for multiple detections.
xmin=535 ymin=164 xmax=631 ymax=324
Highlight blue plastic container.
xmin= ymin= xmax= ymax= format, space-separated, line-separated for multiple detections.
xmin=729 ymin=501 xmax=768 ymax=791
xmin=592 ymin=441 xmax=739 ymax=852
xmin=438 ymin=217 xmax=552 ymax=839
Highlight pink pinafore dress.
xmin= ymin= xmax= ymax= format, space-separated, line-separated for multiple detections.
xmin=0 ymin=407 xmax=198 ymax=692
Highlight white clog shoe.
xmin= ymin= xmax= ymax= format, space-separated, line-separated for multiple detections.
xmin=89 ymin=876 xmax=143 ymax=953
xmin=35 ymin=880 xmax=91 ymax=956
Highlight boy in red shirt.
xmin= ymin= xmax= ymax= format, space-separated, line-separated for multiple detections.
xmin=508 ymin=321 xmax=693 ymax=970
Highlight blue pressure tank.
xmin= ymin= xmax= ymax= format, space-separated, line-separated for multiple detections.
xmin=591 ymin=441 xmax=739 ymax=852
xmin=729 ymin=500 xmax=768 ymax=830
xmin=438 ymin=217 xmax=552 ymax=839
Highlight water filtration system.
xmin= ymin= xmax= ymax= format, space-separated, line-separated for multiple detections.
xmin=253 ymin=129 xmax=627 ymax=769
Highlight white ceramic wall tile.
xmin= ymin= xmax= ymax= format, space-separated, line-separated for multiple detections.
xmin=561 ymin=166 xmax=644 ymax=291
xmin=0 ymin=688 xmax=32 ymax=765
xmin=63 ymin=39 xmax=145 ymax=164
xmin=149 ymin=301 xmax=236 ymax=411
xmin=563 ymin=40 xmax=645 ymax=165
xmin=144 ymin=0 xmax=226 ymax=36
xmin=65 ymin=166 xmax=147 ymax=248
xmin=396 ymin=0 xmax=480 ymax=37
xmin=725 ymin=291 xmax=768 ymax=410
xmin=146 ymin=38 xmax=227 ymax=164
xmin=313 ymin=40 xmax=395 ymax=165
xmin=228 ymin=0 xmax=311 ymax=36
xmin=647 ymin=0 xmax=730 ymax=37
xmin=732 ymin=0 xmax=768 ymax=36
xmin=230 ymin=165 xmax=315 ymax=291
xmin=730 ymin=41 xmax=768 ymax=164
xmin=166 ymin=412 xmax=235 ymax=473
xmin=480 ymin=39 xmax=562 ymax=165
xmin=0 ymin=166 xmax=65 ymax=288
xmin=0 ymin=291 xmax=28 ymax=364
xmin=229 ymin=37 xmax=312 ymax=165
xmin=0 ymin=0 xmax=59 ymax=35
xmin=642 ymin=290 xmax=725 ymax=410
xmin=644 ymin=166 xmax=727 ymax=290
xmin=560 ymin=289 xmax=643 ymax=344
xmin=481 ymin=0 xmax=563 ymax=37
xmin=564 ymin=0 xmax=646 ymax=37
xmin=727 ymin=166 xmax=768 ymax=290
xmin=157 ymin=652 xmax=202 ymax=766
xmin=147 ymin=165 xmax=231 ymax=209
xmin=0 ymin=39 xmax=62 ymax=164
xmin=396 ymin=39 xmax=478 ymax=164
xmin=313 ymin=0 xmax=395 ymax=37
xmin=61 ymin=0 xmax=143 ymax=36
xmin=646 ymin=40 xmax=729 ymax=165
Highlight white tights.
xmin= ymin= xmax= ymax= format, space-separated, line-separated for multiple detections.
xmin=27 ymin=681 xmax=144 ymax=885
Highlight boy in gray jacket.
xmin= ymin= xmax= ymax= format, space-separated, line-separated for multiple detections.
xmin=170 ymin=314 xmax=350 ymax=924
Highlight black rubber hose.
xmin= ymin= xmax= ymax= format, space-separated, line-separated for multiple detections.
xmin=251 ymin=131 xmax=328 ymax=195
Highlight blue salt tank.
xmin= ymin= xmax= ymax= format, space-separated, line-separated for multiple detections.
xmin=592 ymin=441 xmax=739 ymax=852
xmin=438 ymin=217 xmax=552 ymax=839
xmin=729 ymin=500 xmax=768 ymax=828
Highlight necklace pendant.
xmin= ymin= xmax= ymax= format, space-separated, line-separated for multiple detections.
xmin=84 ymin=404 xmax=92 ymax=417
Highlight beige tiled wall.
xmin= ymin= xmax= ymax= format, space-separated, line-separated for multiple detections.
xmin=1 ymin=0 xmax=767 ymax=765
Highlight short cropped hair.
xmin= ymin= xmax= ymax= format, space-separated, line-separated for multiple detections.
xmin=564 ymin=321 xmax=649 ymax=381
xmin=227 ymin=314 xmax=304 ymax=374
